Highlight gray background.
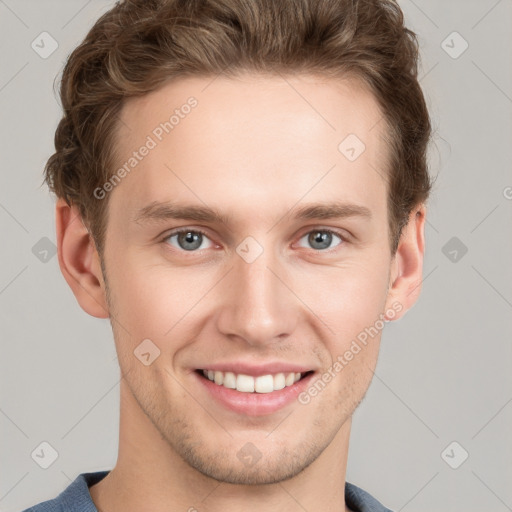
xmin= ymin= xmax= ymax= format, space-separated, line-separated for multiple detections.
xmin=1 ymin=1 xmax=511 ymax=511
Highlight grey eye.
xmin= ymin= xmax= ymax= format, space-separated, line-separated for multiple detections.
xmin=166 ymin=231 xmax=213 ymax=251
xmin=298 ymin=230 xmax=343 ymax=251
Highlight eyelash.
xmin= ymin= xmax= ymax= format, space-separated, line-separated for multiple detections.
xmin=161 ymin=227 xmax=348 ymax=254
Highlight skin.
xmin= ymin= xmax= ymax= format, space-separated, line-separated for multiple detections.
xmin=56 ymin=73 xmax=426 ymax=512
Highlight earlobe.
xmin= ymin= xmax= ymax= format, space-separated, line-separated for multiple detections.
xmin=56 ymin=198 xmax=109 ymax=318
xmin=384 ymin=205 xmax=426 ymax=321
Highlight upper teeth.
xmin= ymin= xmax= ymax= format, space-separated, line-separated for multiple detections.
xmin=203 ymin=370 xmax=302 ymax=393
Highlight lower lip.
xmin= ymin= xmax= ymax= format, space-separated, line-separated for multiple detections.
xmin=194 ymin=371 xmax=315 ymax=416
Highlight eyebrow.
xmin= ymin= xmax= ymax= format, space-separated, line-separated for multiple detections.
xmin=133 ymin=200 xmax=372 ymax=226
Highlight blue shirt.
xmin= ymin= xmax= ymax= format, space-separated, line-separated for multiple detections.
xmin=21 ymin=470 xmax=394 ymax=512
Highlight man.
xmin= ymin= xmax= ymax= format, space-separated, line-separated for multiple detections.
xmin=23 ymin=0 xmax=432 ymax=510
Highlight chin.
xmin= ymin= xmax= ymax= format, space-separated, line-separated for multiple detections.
xmin=184 ymin=447 xmax=318 ymax=485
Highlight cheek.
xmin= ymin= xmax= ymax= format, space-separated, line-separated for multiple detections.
xmin=293 ymin=259 xmax=390 ymax=381
xmin=293 ymin=257 xmax=390 ymax=336
xmin=105 ymin=254 xmax=175 ymax=338
xmin=106 ymin=250 xmax=216 ymax=343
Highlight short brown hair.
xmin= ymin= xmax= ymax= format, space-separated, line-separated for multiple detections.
xmin=45 ymin=0 xmax=432 ymax=256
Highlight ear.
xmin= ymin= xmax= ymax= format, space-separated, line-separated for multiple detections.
xmin=56 ymin=198 xmax=109 ymax=318
xmin=384 ymin=204 xmax=426 ymax=321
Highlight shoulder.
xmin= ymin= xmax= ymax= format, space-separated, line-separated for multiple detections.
xmin=20 ymin=497 xmax=65 ymax=512
xmin=19 ymin=471 xmax=110 ymax=512
xmin=345 ymin=481 xmax=394 ymax=512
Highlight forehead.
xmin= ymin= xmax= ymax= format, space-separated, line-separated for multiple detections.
xmin=110 ymin=73 xmax=389 ymax=223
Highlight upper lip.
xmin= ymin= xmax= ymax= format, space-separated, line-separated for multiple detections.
xmin=196 ymin=361 xmax=315 ymax=377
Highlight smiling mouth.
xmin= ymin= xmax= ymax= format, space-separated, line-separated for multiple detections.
xmin=196 ymin=369 xmax=314 ymax=393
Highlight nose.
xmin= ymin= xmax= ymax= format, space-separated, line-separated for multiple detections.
xmin=215 ymin=242 xmax=299 ymax=347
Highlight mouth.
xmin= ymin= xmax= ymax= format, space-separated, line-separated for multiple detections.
xmin=195 ymin=369 xmax=315 ymax=394
xmin=192 ymin=363 xmax=317 ymax=416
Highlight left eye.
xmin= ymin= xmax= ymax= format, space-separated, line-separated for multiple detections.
xmin=297 ymin=230 xmax=343 ymax=251
xmin=164 ymin=230 xmax=214 ymax=251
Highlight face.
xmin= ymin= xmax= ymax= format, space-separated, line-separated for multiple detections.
xmin=100 ymin=73 xmax=400 ymax=484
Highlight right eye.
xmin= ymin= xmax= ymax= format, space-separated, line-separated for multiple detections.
xmin=163 ymin=229 xmax=215 ymax=252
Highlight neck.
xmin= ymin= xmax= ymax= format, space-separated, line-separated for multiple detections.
xmin=90 ymin=381 xmax=354 ymax=512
